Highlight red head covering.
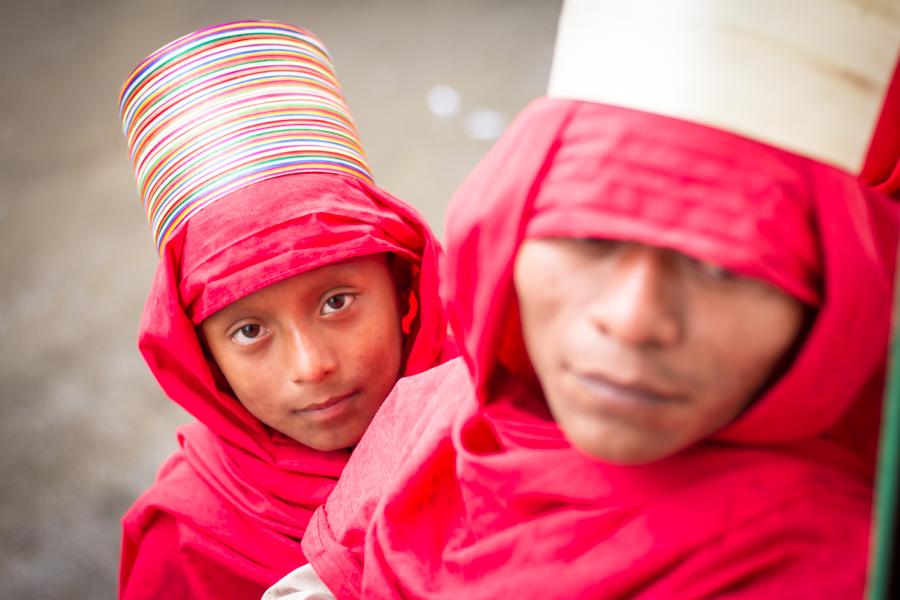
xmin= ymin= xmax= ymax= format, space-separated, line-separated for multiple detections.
xmin=301 ymin=97 xmax=898 ymax=598
xmin=119 ymin=173 xmax=449 ymax=599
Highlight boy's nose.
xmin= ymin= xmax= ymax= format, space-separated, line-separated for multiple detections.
xmin=586 ymin=246 xmax=683 ymax=348
xmin=283 ymin=328 xmax=338 ymax=384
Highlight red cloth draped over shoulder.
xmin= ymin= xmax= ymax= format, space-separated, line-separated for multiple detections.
xmin=302 ymin=98 xmax=899 ymax=599
xmin=119 ymin=172 xmax=451 ymax=600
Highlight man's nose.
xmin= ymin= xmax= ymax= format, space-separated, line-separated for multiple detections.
xmin=586 ymin=246 xmax=683 ymax=347
xmin=283 ymin=326 xmax=338 ymax=384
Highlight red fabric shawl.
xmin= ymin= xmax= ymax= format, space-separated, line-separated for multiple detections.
xmin=302 ymin=98 xmax=899 ymax=599
xmin=119 ymin=172 xmax=450 ymax=600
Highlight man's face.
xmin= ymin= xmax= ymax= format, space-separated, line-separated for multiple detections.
xmin=200 ymin=254 xmax=404 ymax=451
xmin=514 ymin=238 xmax=806 ymax=464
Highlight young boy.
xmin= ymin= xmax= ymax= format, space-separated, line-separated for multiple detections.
xmin=269 ymin=1 xmax=900 ymax=597
xmin=116 ymin=21 xmax=451 ymax=600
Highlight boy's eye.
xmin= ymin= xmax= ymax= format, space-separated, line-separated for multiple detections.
xmin=231 ymin=323 xmax=267 ymax=345
xmin=322 ymin=293 xmax=355 ymax=315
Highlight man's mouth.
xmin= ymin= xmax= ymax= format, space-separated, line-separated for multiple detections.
xmin=568 ymin=370 xmax=683 ymax=407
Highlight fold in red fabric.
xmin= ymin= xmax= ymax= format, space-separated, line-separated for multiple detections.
xmin=119 ymin=172 xmax=450 ymax=600
xmin=861 ymin=60 xmax=900 ymax=200
xmin=302 ymin=98 xmax=899 ymax=598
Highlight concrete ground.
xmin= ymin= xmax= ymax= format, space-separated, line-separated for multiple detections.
xmin=0 ymin=1 xmax=560 ymax=597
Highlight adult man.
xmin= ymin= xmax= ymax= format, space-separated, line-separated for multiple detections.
xmin=270 ymin=1 xmax=900 ymax=597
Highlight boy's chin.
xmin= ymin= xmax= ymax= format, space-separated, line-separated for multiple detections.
xmin=292 ymin=426 xmax=364 ymax=452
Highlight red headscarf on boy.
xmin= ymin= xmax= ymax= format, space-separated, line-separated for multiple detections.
xmin=117 ymin=22 xmax=449 ymax=599
xmin=301 ymin=2 xmax=900 ymax=597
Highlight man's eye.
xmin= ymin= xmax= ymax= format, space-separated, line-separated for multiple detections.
xmin=567 ymin=237 xmax=620 ymax=256
xmin=692 ymin=258 xmax=736 ymax=281
xmin=322 ymin=293 xmax=355 ymax=315
xmin=573 ymin=237 xmax=616 ymax=250
xmin=231 ymin=323 xmax=267 ymax=345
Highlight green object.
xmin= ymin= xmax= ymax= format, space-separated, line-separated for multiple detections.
xmin=868 ymin=274 xmax=900 ymax=599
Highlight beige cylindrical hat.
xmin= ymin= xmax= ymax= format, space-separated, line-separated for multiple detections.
xmin=548 ymin=0 xmax=900 ymax=174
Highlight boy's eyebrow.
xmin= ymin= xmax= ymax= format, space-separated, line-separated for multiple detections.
xmin=210 ymin=272 xmax=369 ymax=321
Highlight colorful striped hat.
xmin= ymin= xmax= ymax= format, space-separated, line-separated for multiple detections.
xmin=119 ymin=20 xmax=374 ymax=253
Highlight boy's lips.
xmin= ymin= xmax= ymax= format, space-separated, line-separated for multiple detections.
xmin=294 ymin=389 xmax=360 ymax=414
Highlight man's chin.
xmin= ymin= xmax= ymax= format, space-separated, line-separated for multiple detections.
xmin=564 ymin=422 xmax=674 ymax=466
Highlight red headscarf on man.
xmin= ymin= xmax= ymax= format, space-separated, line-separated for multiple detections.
xmin=300 ymin=2 xmax=900 ymax=597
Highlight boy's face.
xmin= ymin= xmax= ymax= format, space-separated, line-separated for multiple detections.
xmin=200 ymin=254 xmax=404 ymax=451
xmin=514 ymin=238 xmax=806 ymax=465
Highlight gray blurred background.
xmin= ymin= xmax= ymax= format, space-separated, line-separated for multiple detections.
xmin=0 ymin=1 xmax=561 ymax=597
